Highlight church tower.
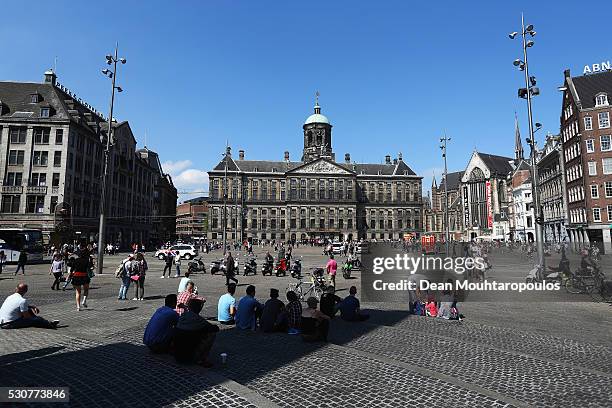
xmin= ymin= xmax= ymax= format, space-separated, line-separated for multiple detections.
xmin=302 ymin=92 xmax=333 ymax=162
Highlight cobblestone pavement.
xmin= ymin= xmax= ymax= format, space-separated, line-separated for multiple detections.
xmin=0 ymin=246 xmax=611 ymax=407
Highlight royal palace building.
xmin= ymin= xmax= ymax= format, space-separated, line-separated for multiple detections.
xmin=207 ymin=100 xmax=423 ymax=243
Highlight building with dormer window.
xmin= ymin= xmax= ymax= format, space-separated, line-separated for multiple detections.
xmin=559 ymin=69 xmax=612 ymax=252
xmin=207 ymin=99 xmax=423 ymax=243
xmin=0 ymin=70 xmax=177 ymax=247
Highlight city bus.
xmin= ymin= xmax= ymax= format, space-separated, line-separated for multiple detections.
xmin=0 ymin=228 xmax=44 ymax=263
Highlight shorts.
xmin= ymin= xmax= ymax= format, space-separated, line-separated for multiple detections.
xmin=71 ymin=275 xmax=91 ymax=286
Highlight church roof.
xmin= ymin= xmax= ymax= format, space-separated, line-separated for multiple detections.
xmin=439 ymin=171 xmax=464 ymax=191
xmin=478 ymin=153 xmax=514 ymax=177
xmin=304 ymin=113 xmax=329 ymax=125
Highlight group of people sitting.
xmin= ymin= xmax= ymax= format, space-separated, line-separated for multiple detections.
xmin=411 ymin=281 xmax=464 ymax=320
xmin=216 ymin=284 xmax=369 ymax=341
xmin=142 ymin=284 xmax=370 ymax=365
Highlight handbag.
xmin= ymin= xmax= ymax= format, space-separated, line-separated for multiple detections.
xmin=130 ymin=274 xmax=140 ymax=282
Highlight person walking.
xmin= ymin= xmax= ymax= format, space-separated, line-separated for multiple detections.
xmin=14 ymin=251 xmax=27 ymax=276
xmin=326 ymin=254 xmax=338 ymax=289
xmin=0 ymin=250 xmax=6 ymax=274
xmin=49 ymin=254 xmax=64 ymax=291
xmin=174 ymin=254 xmax=182 ymax=278
xmin=161 ymin=251 xmax=174 ymax=278
xmin=71 ymin=244 xmax=93 ymax=311
xmin=225 ymin=252 xmax=238 ymax=287
xmin=133 ymin=252 xmax=148 ymax=301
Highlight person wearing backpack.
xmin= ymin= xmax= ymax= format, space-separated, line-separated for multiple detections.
xmin=117 ymin=254 xmax=134 ymax=300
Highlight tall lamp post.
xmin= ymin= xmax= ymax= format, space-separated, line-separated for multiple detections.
xmin=509 ymin=14 xmax=545 ymax=268
xmin=440 ymin=134 xmax=451 ymax=255
xmin=97 ymin=44 xmax=126 ymax=275
xmin=222 ymin=146 xmax=229 ymax=255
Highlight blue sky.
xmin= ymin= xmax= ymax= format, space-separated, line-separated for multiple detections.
xmin=1 ymin=1 xmax=610 ymax=201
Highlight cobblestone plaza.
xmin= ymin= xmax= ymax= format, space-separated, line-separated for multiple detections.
xmin=1 ymin=248 xmax=611 ymax=407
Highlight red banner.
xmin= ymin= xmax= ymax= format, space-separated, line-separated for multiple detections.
xmin=485 ymin=181 xmax=493 ymax=228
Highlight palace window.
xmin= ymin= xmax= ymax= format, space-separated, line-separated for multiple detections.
xmin=34 ymin=127 xmax=50 ymax=144
xmin=9 ymin=127 xmax=26 ymax=144
xmin=1 ymin=195 xmax=20 ymax=213
xmin=8 ymin=150 xmax=25 ymax=165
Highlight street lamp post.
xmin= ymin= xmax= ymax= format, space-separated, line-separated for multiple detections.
xmin=96 ymin=44 xmax=126 ymax=275
xmin=222 ymin=146 xmax=229 ymax=255
xmin=440 ymin=134 xmax=451 ymax=255
xmin=510 ymin=14 xmax=545 ymax=269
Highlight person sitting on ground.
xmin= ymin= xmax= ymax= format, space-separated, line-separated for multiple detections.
xmin=285 ymin=290 xmax=302 ymax=334
xmin=338 ymin=286 xmax=369 ymax=322
xmin=174 ymin=298 xmax=219 ymax=367
xmin=177 ymin=270 xmax=193 ymax=293
xmin=176 ymin=281 xmax=204 ymax=315
xmin=235 ymin=285 xmax=263 ymax=331
xmin=143 ymin=294 xmax=179 ymax=353
xmin=425 ymin=299 xmax=438 ymax=317
xmin=301 ymin=297 xmax=330 ymax=342
xmin=0 ymin=284 xmax=59 ymax=329
xmin=319 ymin=286 xmax=342 ymax=319
xmin=217 ymin=283 xmax=237 ymax=325
xmin=437 ymin=279 xmax=455 ymax=319
xmin=259 ymin=288 xmax=286 ymax=332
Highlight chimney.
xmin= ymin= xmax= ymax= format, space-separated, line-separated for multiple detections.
xmin=44 ymin=69 xmax=57 ymax=86
xmin=564 ymin=69 xmax=571 ymax=78
xmin=225 ymin=146 xmax=231 ymax=157
xmin=385 ymin=155 xmax=391 ymax=165
xmin=284 ymin=151 xmax=290 ymax=162
xmin=238 ymin=150 xmax=244 ymax=160
xmin=398 ymin=152 xmax=403 ymax=161
xmin=345 ymin=153 xmax=351 ymax=163
xmin=393 ymin=158 xmax=398 ymax=165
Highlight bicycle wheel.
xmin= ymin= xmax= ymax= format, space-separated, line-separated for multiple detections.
xmin=565 ymin=277 xmax=584 ymax=294
xmin=313 ymin=285 xmax=323 ymax=300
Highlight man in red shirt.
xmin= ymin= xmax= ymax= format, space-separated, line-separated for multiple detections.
xmin=325 ymin=254 xmax=338 ymax=288
xmin=176 ymin=281 xmax=204 ymax=315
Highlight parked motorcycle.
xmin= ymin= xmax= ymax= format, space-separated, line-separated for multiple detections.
xmin=290 ymin=258 xmax=302 ymax=279
xmin=275 ymin=258 xmax=287 ymax=277
xmin=188 ymin=257 xmax=207 ymax=274
xmin=210 ymin=259 xmax=224 ymax=275
xmin=243 ymin=256 xmax=257 ymax=276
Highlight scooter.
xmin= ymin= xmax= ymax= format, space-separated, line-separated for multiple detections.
xmin=210 ymin=259 xmax=224 ymax=275
xmin=262 ymin=259 xmax=274 ymax=276
xmin=275 ymin=258 xmax=287 ymax=277
xmin=342 ymin=259 xmax=353 ymax=279
xmin=188 ymin=257 xmax=207 ymax=274
xmin=290 ymin=259 xmax=302 ymax=279
xmin=243 ymin=256 xmax=257 ymax=276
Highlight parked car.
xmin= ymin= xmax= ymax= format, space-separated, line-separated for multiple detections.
xmin=355 ymin=242 xmax=369 ymax=254
xmin=155 ymin=244 xmax=198 ymax=260
xmin=331 ymin=242 xmax=343 ymax=254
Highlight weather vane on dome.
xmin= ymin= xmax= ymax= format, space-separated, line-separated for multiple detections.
xmin=315 ymin=90 xmax=320 ymax=106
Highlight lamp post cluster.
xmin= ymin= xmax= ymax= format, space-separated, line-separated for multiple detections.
xmin=96 ymin=44 xmax=126 ymax=275
xmin=440 ymin=134 xmax=451 ymax=255
xmin=509 ymin=14 xmax=545 ymax=269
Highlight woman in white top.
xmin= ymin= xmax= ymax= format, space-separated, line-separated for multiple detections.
xmin=49 ymin=254 xmax=64 ymax=290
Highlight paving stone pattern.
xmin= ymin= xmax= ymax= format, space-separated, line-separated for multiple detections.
xmin=0 ymin=247 xmax=611 ymax=407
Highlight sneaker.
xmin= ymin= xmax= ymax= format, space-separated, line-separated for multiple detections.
xmin=50 ymin=320 xmax=60 ymax=329
xmin=132 ymin=297 xmax=138 ymax=301
xmin=160 ymin=276 xmax=165 ymax=279
xmin=139 ymin=298 xmax=144 ymax=301
xmin=82 ymin=301 xmax=88 ymax=308
xmin=77 ymin=306 xmax=81 ymax=311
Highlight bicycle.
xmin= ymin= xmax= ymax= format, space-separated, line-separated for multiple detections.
xmin=286 ymin=270 xmax=326 ymax=300
xmin=589 ymin=267 xmax=612 ymax=303
xmin=565 ymin=267 xmax=600 ymax=295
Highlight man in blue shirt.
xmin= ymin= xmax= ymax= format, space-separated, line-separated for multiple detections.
xmin=217 ymin=283 xmax=237 ymax=324
xmin=143 ymin=294 xmax=179 ymax=353
xmin=338 ymin=286 xmax=369 ymax=322
xmin=235 ymin=285 xmax=263 ymax=330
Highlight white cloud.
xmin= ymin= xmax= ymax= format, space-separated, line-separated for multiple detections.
xmin=162 ymin=160 xmax=193 ymax=176
xmin=174 ymin=169 xmax=209 ymax=188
